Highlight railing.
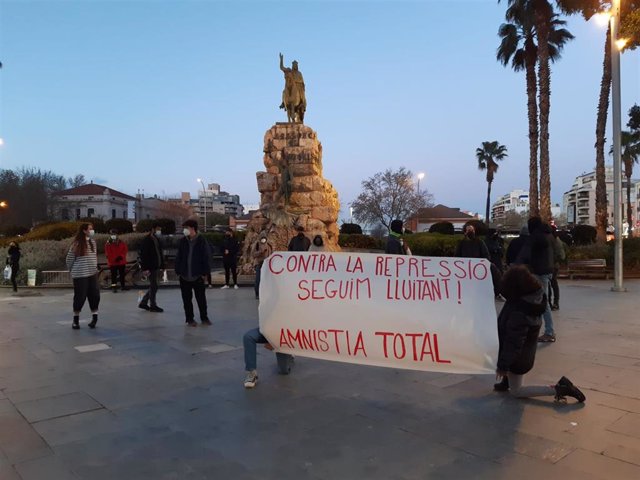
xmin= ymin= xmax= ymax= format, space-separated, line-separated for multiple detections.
xmin=41 ymin=271 xmax=72 ymax=286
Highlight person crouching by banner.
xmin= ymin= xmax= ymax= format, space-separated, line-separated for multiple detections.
xmin=105 ymin=229 xmax=128 ymax=292
xmin=252 ymin=235 xmax=272 ymax=300
xmin=243 ymin=328 xmax=294 ymax=388
xmin=494 ymin=265 xmax=585 ymax=403
xmin=386 ymin=219 xmax=410 ymax=255
xmin=66 ymin=223 xmax=100 ymax=329
xmin=6 ymin=241 xmax=21 ymax=292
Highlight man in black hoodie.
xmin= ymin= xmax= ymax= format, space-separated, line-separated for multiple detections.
xmin=288 ymin=226 xmax=311 ymax=251
xmin=221 ymin=228 xmax=240 ymax=289
xmin=527 ymin=217 xmax=556 ymax=343
xmin=139 ymin=223 xmax=164 ymax=312
xmin=385 ymin=219 xmax=406 ymax=255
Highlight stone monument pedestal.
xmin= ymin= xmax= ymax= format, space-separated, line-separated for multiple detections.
xmin=240 ymin=123 xmax=340 ymax=273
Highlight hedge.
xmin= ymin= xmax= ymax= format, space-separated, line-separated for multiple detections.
xmin=338 ymin=234 xmax=384 ymax=249
xmin=136 ymin=218 xmax=177 ymax=234
xmin=340 ymin=223 xmax=363 ymax=235
xmin=105 ymin=219 xmax=134 ymax=234
xmin=429 ymin=222 xmax=454 ymax=235
xmin=571 ymin=225 xmax=597 ymax=245
xmin=405 ymin=233 xmax=463 ymax=257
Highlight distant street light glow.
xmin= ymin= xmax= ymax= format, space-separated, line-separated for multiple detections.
xmin=0 ymin=138 xmax=4 ymax=146
xmin=594 ymin=11 xmax=612 ymax=26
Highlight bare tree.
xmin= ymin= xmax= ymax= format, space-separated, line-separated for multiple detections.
xmin=351 ymin=167 xmax=433 ymax=231
xmin=67 ymin=174 xmax=87 ymax=188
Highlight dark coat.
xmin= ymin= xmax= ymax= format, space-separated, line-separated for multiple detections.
xmin=528 ymin=229 xmax=554 ymax=275
xmin=222 ymin=235 xmax=240 ymax=262
xmin=385 ymin=236 xmax=404 ymax=255
xmin=175 ymin=234 xmax=211 ymax=278
xmin=455 ymin=237 xmax=490 ymax=259
xmin=485 ymin=235 xmax=504 ymax=268
xmin=7 ymin=245 xmax=20 ymax=267
xmin=139 ymin=234 xmax=164 ymax=270
xmin=288 ymin=234 xmax=311 ymax=252
xmin=506 ymin=235 xmax=528 ymax=266
xmin=497 ymin=289 xmax=547 ymax=375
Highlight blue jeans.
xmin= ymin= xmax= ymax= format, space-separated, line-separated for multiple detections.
xmin=535 ymin=273 xmax=554 ymax=335
xmin=243 ymin=327 xmax=292 ymax=373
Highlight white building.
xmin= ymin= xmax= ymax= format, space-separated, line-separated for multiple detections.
xmin=178 ymin=183 xmax=243 ymax=229
xmin=51 ymin=183 xmax=135 ymax=221
xmin=563 ymin=166 xmax=640 ymax=228
xmin=491 ymin=189 xmax=561 ymax=225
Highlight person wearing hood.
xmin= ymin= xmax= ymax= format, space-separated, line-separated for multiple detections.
xmin=6 ymin=241 xmax=20 ymax=292
xmin=506 ymin=225 xmax=530 ymax=267
xmin=386 ymin=219 xmax=408 ymax=255
xmin=221 ymin=228 xmax=240 ymax=290
xmin=308 ymin=234 xmax=327 ymax=252
xmin=454 ymin=225 xmax=490 ymax=259
xmin=288 ymin=226 xmax=311 ymax=252
xmin=494 ymin=265 xmax=585 ymax=403
xmin=105 ymin=229 xmax=128 ymax=292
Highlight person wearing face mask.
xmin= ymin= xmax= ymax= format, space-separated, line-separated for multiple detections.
xmin=66 ymin=223 xmax=100 ymax=329
xmin=308 ymin=234 xmax=327 ymax=252
xmin=6 ymin=241 xmax=21 ymax=292
xmin=251 ymin=234 xmax=272 ymax=300
xmin=175 ymin=219 xmax=212 ymax=327
xmin=138 ymin=223 xmax=165 ymax=313
xmin=105 ymin=229 xmax=128 ymax=292
xmin=454 ymin=224 xmax=490 ymax=260
xmin=385 ymin=219 xmax=407 ymax=255
xmin=221 ymin=228 xmax=240 ymax=290
xmin=288 ymin=225 xmax=311 ymax=252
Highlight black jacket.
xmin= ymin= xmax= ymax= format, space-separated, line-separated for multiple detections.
xmin=7 ymin=245 xmax=20 ymax=266
xmin=222 ymin=236 xmax=240 ymax=260
xmin=528 ymin=229 xmax=554 ymax=275
xmin=506 ymin=235 xmax=528 ymax=266
xmin=288 ymin=234 xmax=311 ymax=252
xmin=455 ymin=237 xmax=490 ymax=259
xmin=385 ymin=235 xmax=404 ymax=255
xmin=497 ymin=289 xmax=547 ymax=375
xmin=175 ymin=234 xmax=211 ymax=278
xmin=139 ymin=234 xmax=164 ymax=270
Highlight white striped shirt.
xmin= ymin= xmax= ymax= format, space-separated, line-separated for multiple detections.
xmin=66 ymin=239 xmax=98 ymax=279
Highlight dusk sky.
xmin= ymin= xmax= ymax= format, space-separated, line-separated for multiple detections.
xmin=0 ymin=0 xmax=638 ymax=219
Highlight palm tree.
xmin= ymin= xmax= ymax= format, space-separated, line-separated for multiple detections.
xmin=497 ymin=1 xmax=573 ymax=217
xmin=610 ymin=131 xmax=640 ymax=232
xmin=476 ymin=141 xmax=508 ymax=223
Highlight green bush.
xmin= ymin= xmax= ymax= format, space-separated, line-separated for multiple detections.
xmin=429 ymin=222 xmax=454 ymax=235
xmin=80 ymin=217 xmax=106 ymax=233
xmin=338 ymin=234 xmax=383 ymax=250
xmin=404 ymin=233 xmax=462 ymax=257
xmin=571 ymin=225 xmax=597 ymax=245
xmin=0 ymin=240 xmax=70 ymax=286
xmin=105 ymin=219 xmax=134 ymax=234
xmin=0 ymin=225 xmax=30 ymax=237
xmin=340 ymin=223 xmax=363 ymax=235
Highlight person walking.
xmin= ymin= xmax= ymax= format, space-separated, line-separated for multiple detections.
xmin=175 ymin=220 xmax=212 ymax=327
xmin=105 ymin=229 xmax=128 ymax=292
xmin=139 ymin=223 xmax=164 ymax=313
xmin=494 ymin=265 xmax=585 ymax=403
xmin=221 ymin=228 xmax=240 ymax=290
xmin=6 ymin=241 xmax=21 ymax=292
xmin=66 ymin=223 xmax=100 ymax=329
xmin=252 ymin=235 xmax=272 ymax=300
xmin=527 ymin=217 xmax=556 ymax=343
xmin=288 ymin=225 xmax=310 ymax=252
xmin=308 ymin=234 xmax=327 ymax=252
xmin=549 ymin=228 xmax=566 ymax=311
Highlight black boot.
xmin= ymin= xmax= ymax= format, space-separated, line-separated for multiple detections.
xmin=494 ymin=376 xmax=509 ymax=392
xmin=554 ymin=376 xmax=585 ymax=403
xmin=88 ymin=314 xmax=98 ymax=329
xmin=72 ymin=315 xmax=80 ymax=330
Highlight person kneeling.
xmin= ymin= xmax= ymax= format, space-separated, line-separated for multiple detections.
xmin=243 ymin=328 xmax=294 ymax=388
xmin=495 ymin=265 xmax=585 ymax=403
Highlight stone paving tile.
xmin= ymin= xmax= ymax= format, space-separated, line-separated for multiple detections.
xmin=14 ymin=454 xmax=80 ymax=480
xmin=557 ymin=448 xmax=640 ymax=479
xmin=606 ymin=412 xmax=640 ymax=439
xmin=603 ymin=444 xmax=640 ymax=466
xmin=32 ymin=409 xmax=121 ymax=447
xmin=15 ymin=392 xmax=103 ymax=423
xmin=0 ymin=408 xmax=52 ymax=463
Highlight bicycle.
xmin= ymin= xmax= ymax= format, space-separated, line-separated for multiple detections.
xmin=98 ymin=259 xmax=150 ymax=290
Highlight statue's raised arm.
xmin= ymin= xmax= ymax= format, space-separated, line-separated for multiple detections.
xmin=279 ymin=53 xmax=289 ymax=73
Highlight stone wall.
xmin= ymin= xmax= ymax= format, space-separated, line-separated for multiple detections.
xmin=239 ymin=123 xmax=340 ymax=273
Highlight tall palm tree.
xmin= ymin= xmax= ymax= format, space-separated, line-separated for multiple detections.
xmin=610 ymin=131 xmax=640 ymax=232
xmin=497 ymin=1 xmax=573 ymax=217
xmin=476 ymin=141 xmax=508 ymax=223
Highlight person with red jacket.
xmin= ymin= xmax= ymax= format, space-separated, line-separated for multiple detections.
xmin=105 ymin=229 xmax=128 ymax=292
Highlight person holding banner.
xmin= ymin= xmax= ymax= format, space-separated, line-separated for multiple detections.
xmin=385 ymin=219 xmax=410 ymax=255
xmin=494 ymin=265 xmax=585 ymax=403
xmin=242 ymin=329 xmax=294 ymax=388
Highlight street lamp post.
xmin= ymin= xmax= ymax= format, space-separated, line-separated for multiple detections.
xmin=197 ymin=178 xmax=207 ymax=233
xmin=611 ymin=0 xmax=624 ymax=292
xmin=417 ymin=172 xmax=425 ymax=194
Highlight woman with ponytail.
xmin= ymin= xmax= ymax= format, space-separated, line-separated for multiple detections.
xmin=66 ymin=223 xmax=100 ymax=329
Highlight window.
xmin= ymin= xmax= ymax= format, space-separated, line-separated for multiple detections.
xmin=61 ymin=208 xmax=69 ymax=220
xmin=123 ymin=211 xmax=127 ymax=219
xmin=112 ymin=209 xmax=116 ymax=219
xmin=75 ymin=209 xmax=81 ymax=220
xmin=88 ymin=208 xmax=95 ymax=217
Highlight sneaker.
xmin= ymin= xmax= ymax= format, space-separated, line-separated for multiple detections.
xmin=186 ymin=320 xmax=198 ymax=327
xmin=244 ymin=370 xmax=258 ymax=388
xmin=554 ymin=376 xmax=586 ymax=403
xmin=149 ymin=306 xmax=164 ymax=313
xmin=494 ymin=376 xmax=509 ymax=392
xmin=220 ymin=285 xmax=230 ymax=290
xmin=538 ymin=334 xmax=556 ymax=343
xmin=233 ymin=285 xmax=239 ymax=290
xmin=138 ymin=303 xmax=150 ymax=311
xmin=201 ymin=319 xmax=212 ymax=326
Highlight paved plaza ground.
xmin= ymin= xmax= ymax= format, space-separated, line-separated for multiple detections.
xmin=0 ymin=279 xmax=639 ymax=479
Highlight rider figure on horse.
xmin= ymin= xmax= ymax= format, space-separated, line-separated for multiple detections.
xmin=279 ymin=53 xmax=306 ymax=123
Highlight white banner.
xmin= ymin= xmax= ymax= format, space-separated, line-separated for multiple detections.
xmin=259 ymin=252 xmax=498 ymax=374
